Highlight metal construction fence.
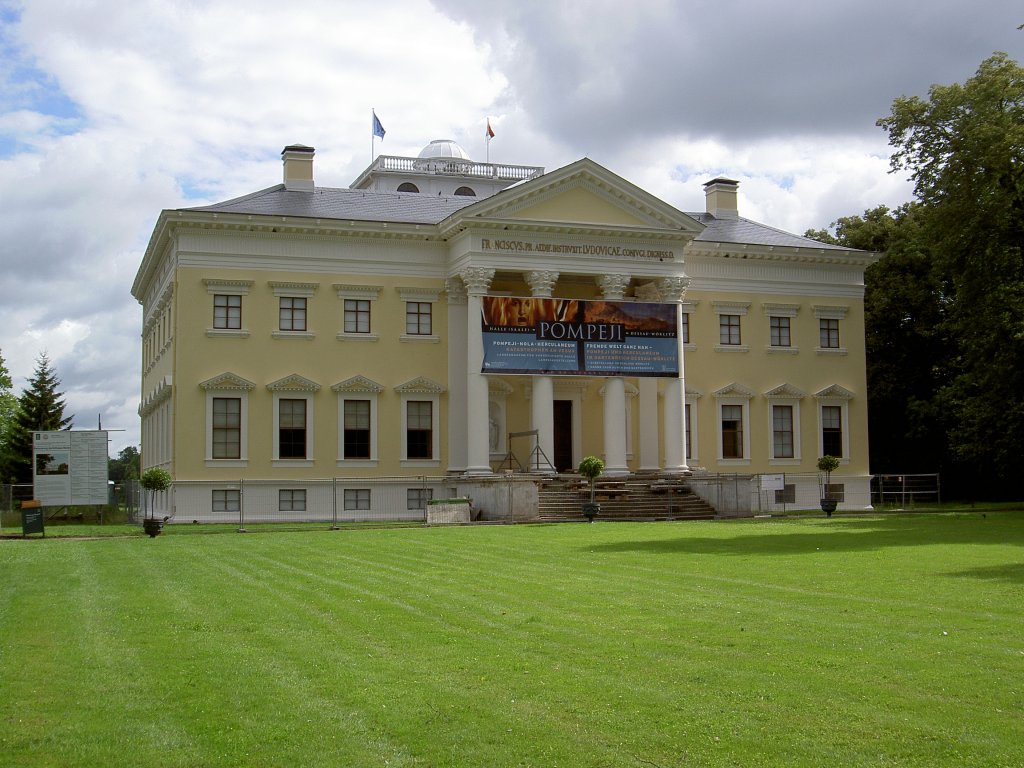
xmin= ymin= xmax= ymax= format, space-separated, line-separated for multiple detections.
xmin=870 ymin=474 xmax=941 ymax=507
xmin=164 ymin=476 xmax=465 ymax=528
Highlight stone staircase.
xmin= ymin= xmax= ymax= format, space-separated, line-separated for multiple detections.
xmin=535 ymin=475 xmax=717 ymax=522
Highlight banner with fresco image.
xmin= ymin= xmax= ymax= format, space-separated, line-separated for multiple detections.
xmin=481 ymin=296 xmax=679 ymax=376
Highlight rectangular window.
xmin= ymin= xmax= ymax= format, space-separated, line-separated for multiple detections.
xmin=212 ymin=397 xmax=241 ymax=459
xmin=406 ymin=302 xmax=432 ymax=335
xmin=280 ymin=297 xmax=307 ymax=331
xmin=719 ymin=315 xmax=741 ymax=345
xmin=819 ymin=318 xmax=840 ymax=348
xmin=212 ymin=489 xmax=240 ymax=512
xmin=279 ymin=489 xmax=306 ymax=511
xmin=721 ymin=404 xmax=743 ymax=459
xmin=343 ymin=400 xmax=371 ymax=459
xmin=822 ymin=405 xmax=843 ymax=457
xmin=825 ymin=484 xmax=845 ymax=502
xmin=279 ymin=398 xmax=307 ymax=459
xmin=406 ymin=401 xmax=433 ymax=459
xmin=407 ymin=487 xmax=433 ymax=510
xmin=772 ymin=405 xmax=794 ymax=458
xmin=344 ymin=299 xmax=371 ymax=334
xmin=770 ymin=316 xmax=791 ymax=347
xmin=681 ymin=313 xmax=690 ymax=344
xmin=213 ymin=294 xmax=241 ymax=330
xmin=344 ymin=488 xmax=371 ymax=511
xmin=774 ymin=484 xmax=796 ymax=504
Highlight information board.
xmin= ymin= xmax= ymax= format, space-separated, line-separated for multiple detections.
xmin=33 ymin=431 xmax=109 ymax=506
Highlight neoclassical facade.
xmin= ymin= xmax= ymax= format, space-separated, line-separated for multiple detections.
xmin=133 ymin=140 xmax=876 ymax=518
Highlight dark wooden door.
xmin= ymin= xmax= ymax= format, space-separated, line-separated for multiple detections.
xmin=553 ymin=400 xmax=573 ymax=472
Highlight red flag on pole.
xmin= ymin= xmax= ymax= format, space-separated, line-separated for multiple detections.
xmin=486 ymin=118 xmax=495 ymax=139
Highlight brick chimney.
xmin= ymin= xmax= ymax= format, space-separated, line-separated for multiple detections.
xmin=703 ymin=177 xmax=739 ymax=219
xmin=282 ymin=144 xmax=315 ymax=192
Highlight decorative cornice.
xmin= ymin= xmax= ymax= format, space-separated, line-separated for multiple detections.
xmin=394 ymin=376 xmax=447 ymax=394
xmin=764 ymin=383 xmax=807 ymax=399
xmin=813 ymin=304 xmax=850 ymax=319
xmin=815 ymin=384 xmax=855 ymax=400
xmin=269 ymin=281 xmax=318 ymax=297
xmin=266 ymin=373 xmax=321 ymax=392
xmin=204 ymin=279 xmax=253 ymax=295
xmin=199 ymin=372 xmax=256 ymax=391
xmin=712 ymin=300 xmax=751 ymax=315
xmin=713 ymin=382 xmax=756 ymax=399
xmin=762 ymin=302 xmax=800 ymax=317
xmin=397 ymin=286 xmax=443 ymax=302
xmin=332 ymin=375 xmax=385 ymax=394
xmin=334 ymin=283 xmax=382 ymax=300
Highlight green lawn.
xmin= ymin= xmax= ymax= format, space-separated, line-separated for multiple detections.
xmin=1 ymin=514 xmax=1022 ymax=767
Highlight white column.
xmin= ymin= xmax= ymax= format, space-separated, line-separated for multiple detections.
xmin=445 ymin=277 xmax=468 ymax=473
xmin=461 ymin=267 xmax=495 ymax=476
xmin=526 ymin=270 xmax=559 ymax=473
xmin=638 ymin=377 xmax=660 ymax=472
xmin=659 ymin=276 xmax=691 ymax=473
xmin=597 ymin=273 xmax=631 ymax=476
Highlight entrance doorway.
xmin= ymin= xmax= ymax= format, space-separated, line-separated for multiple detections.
xmin=553 ymin=400 xmax=573 ymax=472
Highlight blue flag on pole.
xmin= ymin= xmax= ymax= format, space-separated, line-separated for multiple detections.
xmin=372 ymin=111 xmax=386 ymax=140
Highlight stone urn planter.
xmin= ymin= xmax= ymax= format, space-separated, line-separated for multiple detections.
xmin=140 ymin=467 xmax=173 ymax=536
xmin=817 ymin=455 xmax=840 ymax=517
xmin=142 ymin=518 xmax=165 ymax=538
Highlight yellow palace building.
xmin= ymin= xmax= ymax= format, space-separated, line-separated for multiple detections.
xmin=132 ymin=140 xmax=876 ymax=520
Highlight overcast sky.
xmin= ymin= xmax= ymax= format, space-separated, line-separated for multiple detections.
xmin=0 ymin=0 xmax=1020 ymax=456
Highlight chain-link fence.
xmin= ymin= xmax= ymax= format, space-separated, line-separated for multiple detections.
xmin=689 ymin=471 xmax=876 ymax=516
xmin=870 ymin=474 xmax=940 ymax=507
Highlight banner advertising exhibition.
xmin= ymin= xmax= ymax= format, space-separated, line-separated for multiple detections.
xmin=481 ymin=296 xmax=679 ymax=377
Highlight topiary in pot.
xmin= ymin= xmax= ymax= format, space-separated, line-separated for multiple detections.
xmin=816 ymin=455 xmax=840 ymax=516
xmin=578 ymin=456 xmax=605 ymax=522
xmin=140 ymin=468 xmax=173 ymax=534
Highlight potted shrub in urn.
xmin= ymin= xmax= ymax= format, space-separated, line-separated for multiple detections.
xmin=578 ymin=456 xmax=605 ymax=522
xmin=140 ymin=467 xmax=173 ymax=536
xmin=817 ymin=455 xmax=840 ymax=517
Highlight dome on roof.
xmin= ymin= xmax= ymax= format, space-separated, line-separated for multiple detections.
xmin=418 ymin=139 xmax=472 ymax=160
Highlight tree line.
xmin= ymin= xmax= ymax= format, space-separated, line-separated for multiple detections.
xmin=806 ymin=53 xmax=1022 ymax=499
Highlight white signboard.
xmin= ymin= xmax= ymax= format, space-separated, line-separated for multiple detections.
xmin=761 ymin=473 xmax=786 ymax=492
xmin=33 ymin=431 xmax=109 ymax=506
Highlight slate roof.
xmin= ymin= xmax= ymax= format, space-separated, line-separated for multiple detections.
xmin=185 ymin=183 xmax=848 ymax=251
xmin=686 ymin=212 xmax=850 ymax=251
xmin=185 ymin=184 xmax=478 ymax=225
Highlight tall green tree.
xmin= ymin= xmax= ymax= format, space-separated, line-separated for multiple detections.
xmin=809 ymin=205 xmax=952 ymax=476
xmin=877 ymin=52 xmax=1023 ymax=495
xmin=0 ymin=349 xmax=17 ymax=480
xmin=6 ymin=353 xmax=73 ymax=484
xmin=108 ymin=445 xmax=140 ymax=484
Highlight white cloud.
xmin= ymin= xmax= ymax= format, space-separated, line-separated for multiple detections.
xmin=0 ymin=0 xmax=1016 ymax=455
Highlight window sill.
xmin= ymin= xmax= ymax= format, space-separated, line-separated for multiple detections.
xmin=336 ymin=459 xmax=379 ymax=468
xmin=717 ymin=458 xmax=751 ymax=466
xmin=769 ymin=458 xmax=802 ymax=466
xmin=400 ymin=334 xmax=441 ymax=344
xmin=272 ymin=331 xmax=315 ymax=340
xmin=815 ymin=347 xmax=847 ymax=355
xmin=765 ymin=346 xmax=799 ymax=355
xmin=272 ymin=459 xmax=315 ymax=468
xmin=206 ymin=329 xmax=250 ymax=338
xmin=683 ymin=343 xmax=697 ymax=352
xmin=205 ymin=459 xmax=248 ymax=468
xmin=401 ymin=459 xmax=441 ymax=468
xmin=714 ymin=345 xmax=749 ymax=353
xmin=336 ymin=333 xmax=379 ymax=342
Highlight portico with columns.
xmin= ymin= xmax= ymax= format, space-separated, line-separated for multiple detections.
xmin=438 ymin=157 xmax=704 ymax=478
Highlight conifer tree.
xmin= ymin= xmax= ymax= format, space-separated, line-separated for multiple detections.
xmin=6 ymin=353 xmax=73 ymax=483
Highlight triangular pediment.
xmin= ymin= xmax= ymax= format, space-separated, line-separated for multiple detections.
xmin=815 ymin=384 xmax=854 ymax=400
xmin=332 ymin=375 xmax=385 ymax=393
xmin=713 ymin=382 xmax=756 ymax=399
xmin=199 ymin=372 xmax=255 ymax=391
xmin=266 ymin=374 xmax=321 ymax=392
xmin=441 ymin=158 xmax=704 ymax=237
xmin=394 ymin=376 xmax=446 ymax=394
xmin=765 ymin=383 xmax=807 ymax=399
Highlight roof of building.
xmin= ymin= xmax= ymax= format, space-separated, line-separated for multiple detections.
xmin=687 ymin=212 xmax=849 ymax=251
xmin=185 ymin=184 xmax=478 ymax=224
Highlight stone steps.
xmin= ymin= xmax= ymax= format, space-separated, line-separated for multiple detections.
xmin=535 ymin=478 xmax=717 ymax=522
